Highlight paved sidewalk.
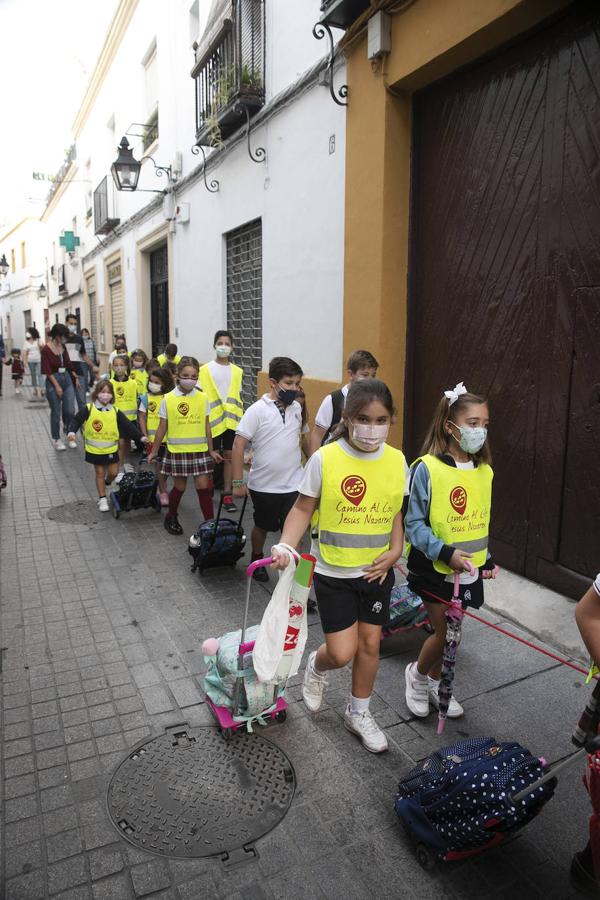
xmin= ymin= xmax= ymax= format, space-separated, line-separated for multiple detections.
xmin=0 ymin=392 xmax=591 ymax=899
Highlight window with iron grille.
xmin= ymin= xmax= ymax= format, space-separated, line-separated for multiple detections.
xmin=226 ymin=218 xmax=262 ymax=408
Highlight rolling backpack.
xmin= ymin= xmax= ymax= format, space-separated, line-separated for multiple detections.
xmin=395 ymin=737 xmax=557 ymax=862
xmin=188 ymin=494 xmax=248 ymax=574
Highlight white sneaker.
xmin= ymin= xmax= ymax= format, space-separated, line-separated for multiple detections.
xmin=428 ymin=681 xmax=464 ymax=718
xmin=97 ymin=497 xmax=109 ymax=512
xmin=302 ymin=651 xmax=328 ymax=712
xmin=67 ymin=438 xmax=77 ymax=449
xmin=15 ymin=388 xmax=21 ymax=395
xmin=405 ymin=663 xmax=430 ymax=718
xmin=123 ymin=463 xmax=135 ymax=474
xmin=344 ymin=706 xmax=388 ymax=753
xmin=53 ymin=439 xmax=66 ymax=452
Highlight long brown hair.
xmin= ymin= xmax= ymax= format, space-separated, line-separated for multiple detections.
xmin=332 ymin=379 xmax=395 ymax=442
xmin=91 ymin=379 xmax=114 ymax=403
xmin=421 ymin=390 xmax=492 ymax=464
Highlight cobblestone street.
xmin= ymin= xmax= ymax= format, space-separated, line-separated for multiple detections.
xmin=0 ymin=393 xmax=591 ymax=899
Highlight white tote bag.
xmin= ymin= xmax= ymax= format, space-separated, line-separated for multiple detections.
xmin=253 ymin=547 xmax=307 ymax=683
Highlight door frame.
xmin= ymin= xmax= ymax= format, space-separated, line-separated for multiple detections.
xmin=136 ymin=224 xmax=172 ymax=355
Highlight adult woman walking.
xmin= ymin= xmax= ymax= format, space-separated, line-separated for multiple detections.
xmin=24 ymin=326 xmax=43 ymax=398
xmin=41 ymin=324 xmax=81 ymax=451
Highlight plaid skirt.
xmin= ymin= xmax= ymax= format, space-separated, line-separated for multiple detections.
xmin=160 ymin=449 xmax=214 ymax=477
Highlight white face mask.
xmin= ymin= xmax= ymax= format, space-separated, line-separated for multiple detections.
xmin=215 ymin=344 xmax=232 ymax=358
xmin=179 ymin=378 xmax=196 ymax=392
xmin=132 ymin=361 xmax=144 ymax=369
xmin=97 ymin=393 xmax=112 ymax=405
xmin=67 ymin=324 xmax=77 ymax=334
xmin=148 ymin=382 xmax=162 ymax=394
xmin=350 ymin=421 xmax=389 ymax=451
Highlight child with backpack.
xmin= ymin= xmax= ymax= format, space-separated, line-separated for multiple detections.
xmin=109 ymin=354 xmax=138 ymax=469
xmin=232 ymin=357 xmax=305 ymax=583
xmin=403 ymin=382 xmax=496 ymax=722
xmin=138 ymin=366 xmax=175 ymax=507
xmin=147 ymin=356 xmax=222 ymax=534
xmin=308 ymin=349 xmax=378 ymax=454
xmin=67 ymin=379 xmax=147 ymax=511
xmin=271 ymin=379 xmax=409 ymax=753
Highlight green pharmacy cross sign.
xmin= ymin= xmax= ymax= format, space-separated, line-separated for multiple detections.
xmin=59 ymin=231 xmax=80 ymax=253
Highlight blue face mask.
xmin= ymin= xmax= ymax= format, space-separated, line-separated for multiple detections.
xmin=449 ymin=421 xmax=487 ymax=454
xmin=276 ymin=384 xmax=298 ymax=406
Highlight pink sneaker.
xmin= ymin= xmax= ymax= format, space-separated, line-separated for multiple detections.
xmin=159 ymin=492 xmax=169 ymax=507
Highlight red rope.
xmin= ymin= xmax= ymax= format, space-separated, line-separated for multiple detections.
xmin=419 ymin=587 xmax=592 ymax=679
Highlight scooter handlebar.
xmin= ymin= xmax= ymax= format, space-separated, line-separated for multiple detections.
xmin=246 ymin=557 xmax=274 ymax=577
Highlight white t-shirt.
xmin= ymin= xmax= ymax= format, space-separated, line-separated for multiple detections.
xmin=236 ymin=395 xmax=304 ymax=493
xmin=207 ymin=359 xmax=232 ymax=402
xmin=24 ymin=338 xmax=41 ymax=363
xmin=315 ymin=384 xmax=350 ymax=431
xmin=299 ymin=438 xmax=411 ymax=579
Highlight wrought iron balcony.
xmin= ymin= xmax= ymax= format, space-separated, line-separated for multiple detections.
xmin=93 ymin=176 xmax=120 ymax=236
xmin=320 ymin=0 xmax=371 ymax=29
xmin=191 ymin=0 xmax=265 ymax=148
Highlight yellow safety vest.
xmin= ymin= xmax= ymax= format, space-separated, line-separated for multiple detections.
xmin=198 ymin=363 xmax=243 ymax=438
xmin=318 ymin=441 xmax=406 ymax=567
xmin=82 ymin=403 xmax=119 ymax=455
xmin=145 ymin=393 xmax=165 ymax=443
xmin=130 ymin=368 xmax=148 ymax=396
xmin=416 ymin=454 xmax=493 ymax=574
xmin=165 ymin=389 xmax=208 ymax=453
xmin=157 ymin=353 xmax=181 ymax=367
xmin=110 ymin=378 xmax=138 ymax=421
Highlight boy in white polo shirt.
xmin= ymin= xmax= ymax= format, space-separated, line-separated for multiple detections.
xmin=232 ymin=356 xmax=304 ymax=582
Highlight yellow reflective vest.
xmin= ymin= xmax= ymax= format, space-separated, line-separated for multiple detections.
xmin=145 ymin=393 xmax=165 ymax=443
xmin=130 ymin=368 xmax=148 ymax=396
xmin=416 ymin=454 xmax=493 ymax=574
xmin=157 ymin=353 xmax=181 ymax=367
xmin=82 ymin=403 xmax=119 ymax=455
xmin=110 ymin=378 xmax=138 ymax=421
xmin=198 ymin=363 xmax=243 ymax=438
xmin=318 ymin=441 xmax=406 ymax=567
xmin=164 ymin=389 xmax=208 ymax=453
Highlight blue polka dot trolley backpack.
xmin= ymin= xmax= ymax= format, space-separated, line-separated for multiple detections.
xmin=395 ymin=736 xmax=557 ymax=867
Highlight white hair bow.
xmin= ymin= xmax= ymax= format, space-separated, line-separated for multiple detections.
xmin=444 ymin=382 xmax=467 ymax=406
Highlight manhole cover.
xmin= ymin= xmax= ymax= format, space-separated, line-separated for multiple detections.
xmin=46 ymin=500 xmax=107 ymax=526
xmin=107 ymin=726 xmax=296 ymax=858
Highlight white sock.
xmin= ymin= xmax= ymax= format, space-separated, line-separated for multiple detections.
xmin=350 ymin=694 xmax=370 ymax=715
xmin=311 ymin=654 xmax=326 ymax=677
xmin=412 ymin=663 xmax=428 ymax=683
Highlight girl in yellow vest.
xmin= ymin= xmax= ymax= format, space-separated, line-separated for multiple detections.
xmin=66 ymin=379 xmax=147 ymax=512
xmin=198 ymin=330 xmax=244 ymax=513
xmin=110 ymin=354 xmax=139 ymax=469
xmin=404 ymin=382 xmax=496 ymax=722
xmin=271 ymin=380 xmax=409 ymax=753
xmin=147 ymin=356 xmax=223 ymax=535
xmin=138 ymin=366 xmax=175 ymax=507
xmin=130 ymin=349 xmax=149 ymax=396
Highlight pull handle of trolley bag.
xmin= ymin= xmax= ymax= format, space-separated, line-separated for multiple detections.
xmin=510 ymin=734 xmax=600 ymax=804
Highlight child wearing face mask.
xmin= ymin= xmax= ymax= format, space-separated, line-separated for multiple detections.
xmin=403 ymin=382 xmax=496 ymax=723
xmin=147 ymin=356 xmax=222 ymax=535
xmin=138 ymin=366 xmax=175 ymax=507
xmin=199 ymin=330 xmax=244 ymax=513
xmin=109 ymin=355 xmax=138 ymax=470
xmin=309 ymin=349 xmax=379 ymax=455
xmin=129 ymin=349 xmax=149 ymax=396
xmin=232 ymin=357 xmax=305 ymax=583
xmin=67 ymin=379 xmax=147 ymax=512
xmin=108 ymin=336 xmax=129 ymax=368
xmin=271 ymin=379 xmax=409 ymax=753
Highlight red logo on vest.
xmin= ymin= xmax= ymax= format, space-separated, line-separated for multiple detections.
xmin=283 ymin=625 xmax=300 ymax=652
xmin=450 ymin=486 xmax=467 ymax=516
xmin=341 ymin=475 xmax=366 ymax=506
xmin=116 ymin=386 xmax=124 ymax=397
xmin=177 ymin=401 xmax=189 ymax=416
xmin=92 ymin=420 xmax=103 ymax=433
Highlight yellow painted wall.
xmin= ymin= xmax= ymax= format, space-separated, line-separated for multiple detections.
xmin=342 ymin=0 xmax=572 ymax=450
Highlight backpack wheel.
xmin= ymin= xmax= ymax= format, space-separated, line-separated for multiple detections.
xmin=275 ymin=710 xmax=287 ymax=723
xmin=415 ymin=843 xmax=435 ymax=870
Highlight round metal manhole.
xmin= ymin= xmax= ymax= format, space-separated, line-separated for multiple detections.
xmin=107 ymin=726 xmax=296 ymax=858
xmin=46 ymin=500 xmax=108 ymax=526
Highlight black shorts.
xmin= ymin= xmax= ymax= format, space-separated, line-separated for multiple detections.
xmin=408 ymin=574 xmax=485 ymax=610
xmin=249 ymin=489 xmax=297 ymax=533
xmin=213 ymin=429 xmax=235 ymax=452
xmin=313 ymin=569 xmax=394 ymax=634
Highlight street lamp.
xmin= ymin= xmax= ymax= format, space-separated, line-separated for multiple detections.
xmin=111 ymin=137 xmax=175 ymax=193
xmin=38 ymin=283 xmax=47 ymax=299
xmin=0 ymin=254 xmax=9 ymax=278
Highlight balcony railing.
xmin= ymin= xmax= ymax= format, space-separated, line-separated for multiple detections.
xmin=93 ymin=176 xmax=120 ymax=236
xmin=320 ymin=0 xmax=371 ymax=29
xmin=191 ymin=0 xmax=265 ymax=148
